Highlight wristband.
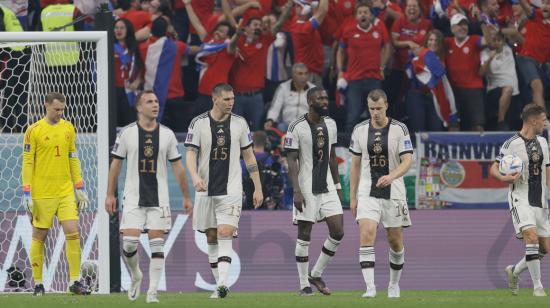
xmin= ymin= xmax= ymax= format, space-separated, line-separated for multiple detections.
xmin=335 ymin=183 xmax=342 ymax=189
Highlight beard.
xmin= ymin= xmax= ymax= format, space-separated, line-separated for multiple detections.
xmin=312 ymin=105 xmax=329 ymax=116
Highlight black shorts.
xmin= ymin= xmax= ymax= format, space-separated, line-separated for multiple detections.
xmin=454 ymin=87 xmax=485 ymax=130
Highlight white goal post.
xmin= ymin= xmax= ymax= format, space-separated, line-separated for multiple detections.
xmin=0 ymin=31 xmax=110 ymax=294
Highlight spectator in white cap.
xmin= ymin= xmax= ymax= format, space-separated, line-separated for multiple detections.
xmin=445 ymin=13 xmax=487 ymax=132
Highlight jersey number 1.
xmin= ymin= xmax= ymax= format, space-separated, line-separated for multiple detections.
xmin=54 ymin=145 xmax=61 ymax=157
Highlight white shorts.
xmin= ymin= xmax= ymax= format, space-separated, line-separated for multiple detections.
xmin=509 ymin=200 xmax=550 ymax=238
xmin=120 ymin=206 xmax=172 ymax=232
xmin=192 ymin=194 xmax=242 ymax=232
xmin=292 ymin=190 xmax=343 ymax=224
xmin=356 ymin=195 xmax=412 ymax=228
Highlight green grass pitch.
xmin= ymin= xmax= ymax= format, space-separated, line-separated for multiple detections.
xmin=0 ymin=289 xmax=548 ymax=308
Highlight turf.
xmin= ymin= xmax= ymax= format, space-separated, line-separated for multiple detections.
xmin=0 ymin=289 xmax=547 ymax=308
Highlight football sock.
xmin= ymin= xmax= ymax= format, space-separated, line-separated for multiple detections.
xmin=208 ymin=243 xmax=219 ymax=284
xmin=148 ymin=238 xmax=165 ymax=293
xmin=30 ymin=238 xmax=45 ymax=284
xmin=526 ymin=244 xmax=542 ymax=289
xmin=311 ymin=236 xmax=341 ymax=277
xmin=217 ymin=237 xmax=232 ymax=287
xmin=513 ymin=255 xmax=527 ymax=276
xmin=389 ymin=248 xmax=404 ymax=286
xmin=122 ymin=236 xmax=140 ymax=277
xmin=65 ymin=232 xmax=81 ymax=282
xmin=295 ymin=239 xmax=310 ymax=289
xmin=359 ymin=246 xmax=375 ymax=289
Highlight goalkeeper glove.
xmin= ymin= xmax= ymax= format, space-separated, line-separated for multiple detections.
xmin=75 ymin=181 xmax=89 ymax=210
xmin=22 ymin=185 xmax=33 ymax=213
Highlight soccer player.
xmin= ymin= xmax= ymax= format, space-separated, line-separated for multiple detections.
xmin=284 ymin=87 xmax=345 ymax=296
xmin=349 ymin=89 xmax=413 ymax=298
xmin=185 ymin=83 xmax=263 ymax=299
xmin=104 ymin=90 xmax=193 ymax=303
xmin=22 ymin=92 xmax=90 ymax=296
xmin=491 ymin=103 xmax=550 ymax=297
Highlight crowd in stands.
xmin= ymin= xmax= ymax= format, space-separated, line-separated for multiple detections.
xmin=1 ymin=0 xmax=550 ymax=209
xmin=1 ymin=0 xmax=550 ymax=136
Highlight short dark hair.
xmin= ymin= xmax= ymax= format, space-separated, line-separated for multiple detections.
xmin=306 ymin=87 xmax=325 ymax=104
xmin=247 ymin=16 xmax=261 ymax=26
xmin=253 ymin=131 xmax=267 ymax=148
xmin=45 ymin=92 xmax=65 ymax=104
xmin=212 ymin=83 xmax=233 ymax=97
xmin=368 ymin=89 xmax=388 ymax=103
xmin=135 ymin=90 xmax=155 ymax=106
xmin=521 ymin=103 xmax=546 ymax=122
xmin=214 ymin=21 xmax=235 ymax=38
xmin=151 ymin=17 xmax=168 ymax=37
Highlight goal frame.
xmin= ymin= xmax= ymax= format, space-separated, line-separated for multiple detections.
xmin=0 ymin=31 xmax=110 ymax=294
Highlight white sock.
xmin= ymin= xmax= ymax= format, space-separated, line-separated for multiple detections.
xmin=311 ymin=236 xmax=341 ymax=277
xmin=295 ymin=239 xmax=310 ymax=289
xmin=122 ymin=236 xmax=140 ymax=278
xmin=389 ymin=248 xmax=404 ymax=286
xmin=148 ymin=238 xmax=165 ymax=294
xmin=208 ymin=243 xmax=219 ymax=285
xmin=217 ymin=238 xmax=232 ymax=287
xmin=526 ymin=244 xmax=543 ymax=289
xmin=513 ymin=255 xmax=528 ymax=276
xmin=359 ymin=246 xmax=375 ymax=289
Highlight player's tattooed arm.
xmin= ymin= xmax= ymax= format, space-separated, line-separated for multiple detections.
xmin=242 ymin=147 xmax=263 ymax=208
xmin=246 ymin=164 xmax=259 ymax=173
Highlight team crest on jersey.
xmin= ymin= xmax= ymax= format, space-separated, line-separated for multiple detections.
xmin=217 ymin=135 xmax=226 ymax=146
xmin=65 ymin=132 xmax=70 ymax=141
xmin=372 ymin=31 xmax=380 ymax=39
xmin=186 ymin=133 xmax=193 ymax=142
xmin=256 ymin=43 xmax=263 ymax=49
xmin=373 ymin=136 xmax=382 ymax=154
xmin=532 ymin=150 xmax=541 ymax=162
xmin=462 ymin=47 xmax=469 ymax=54
xmin=144 ymin=145 xmax=154 ymax=158
xmin=284 ymin=137 xmax=293 ymax=147
xmin=24 ymin=144 xmax=30 ymax=152
xmin=316 ymin=128 xmax=325 ymax=148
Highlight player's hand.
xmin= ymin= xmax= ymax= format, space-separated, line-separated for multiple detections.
xmin=350 ymin=198 xmax=358 ymax=218
xmin=501 ymin=172 xmax=521 ymax=184
xmin=183 ymin=197 xmax=193 ymax=216
xmin=22 ymin=186 xmax=33 ymax=214
xmin=253 ymin=189 xmax=264 ymax=209
xmin=75 ymin=188 xmax=89 ymax=210
xmin=105 ymin=195 xmax=117 ymax=215
xmin=293 ymin=190 xmax=305 ymax=212
xmin=376 ymin=174 xmax=394 ymax=188
xmin=192 ymin=176 xmax=207 ymax=192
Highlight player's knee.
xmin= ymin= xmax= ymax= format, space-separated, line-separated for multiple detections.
xmin=329 ymin=230 xmax=344 ymax=241
xmin=149 ymin=238 xmax=164 ymax=259
xmin=122 ymin=236 xmax=139 ymax=257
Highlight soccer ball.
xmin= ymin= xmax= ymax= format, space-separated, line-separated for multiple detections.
xmin=499 ymin=154 xmax=523 ymax=176
xmin=81 ymin=260 xmax=97 ymax=278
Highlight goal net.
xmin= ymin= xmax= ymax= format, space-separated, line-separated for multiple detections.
xmin=0 ymin=32 xmax=110 ymax=294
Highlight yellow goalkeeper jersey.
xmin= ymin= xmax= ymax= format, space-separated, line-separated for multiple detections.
xmin=22 ymin=118 xmax=83 ymax=199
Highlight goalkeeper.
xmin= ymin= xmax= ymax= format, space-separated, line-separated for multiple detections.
xmin=21 ymin=92 xmax=90 ymax=296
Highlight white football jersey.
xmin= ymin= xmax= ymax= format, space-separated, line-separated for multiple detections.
xmin=185 ymin=112 xmax=252 ymax=197
xmin=111 ymin=122 xmax=182 ymax=208
xmin=284 ymin=115 xmax=338 ymax=194
xmin=349 ymin=119 xmax=413 ymax=201
xmin=497 ymin=133 xmax=550 ymax=209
